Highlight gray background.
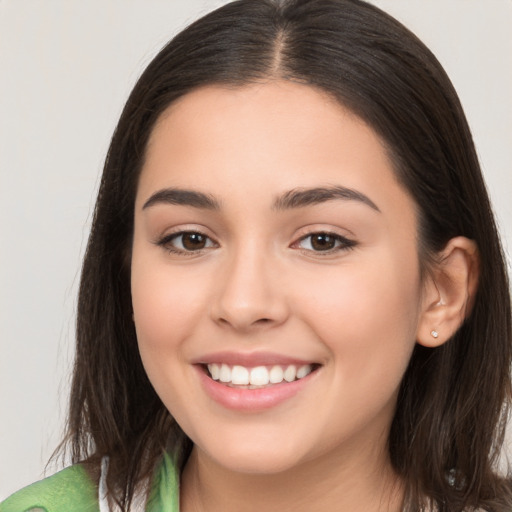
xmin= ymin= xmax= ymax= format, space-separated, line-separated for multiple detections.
xmin=1 ymin=0 xmax=511 ymax=500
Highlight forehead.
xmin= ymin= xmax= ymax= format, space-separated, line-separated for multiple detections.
xmin=138 ymin=81 xmax=414 ymax=220
xmin=149 ymin=82 xmax=375 ymax=158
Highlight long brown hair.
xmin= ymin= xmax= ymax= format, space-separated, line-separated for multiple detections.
xmin=63 ymin=1 xmax=512 ymax=510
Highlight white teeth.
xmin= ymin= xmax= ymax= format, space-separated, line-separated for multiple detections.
xmin=207 ymin=363 xmax=314 ymax=386
xmin=250 ymin=366 xmax=269 ymax=386
xmin=219 ymin=363 xmax=231 ymax=383
xmin=231 ymin=365 xmax=249 ymax=385
xmin=283 ymin=365 xmax=297 ymax=382
xmin=297 ymin=364 xmax=312 ymax=379
xmin=209 ymin=363 xmax=220 ymax=380
xmin=269 ymin=365 xmax=284 ymax=383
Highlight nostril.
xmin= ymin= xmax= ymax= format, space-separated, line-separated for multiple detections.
xmin=216 ymin=316 xmax=273 ymax=328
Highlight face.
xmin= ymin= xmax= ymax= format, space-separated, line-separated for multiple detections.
xmin=131 ymin=81 xmax=426 ymax=475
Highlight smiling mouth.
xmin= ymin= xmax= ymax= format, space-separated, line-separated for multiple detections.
xmin=204 ymin=363 xmax=320 ymax=389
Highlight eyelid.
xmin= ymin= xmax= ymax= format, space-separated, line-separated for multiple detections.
xmin=291 ymin=229 xmax=357 ymax=254
xmin=154 ymin=227 xmax=219 ymax=255
xmin=152 ymin=225 xmax=356 ymax=256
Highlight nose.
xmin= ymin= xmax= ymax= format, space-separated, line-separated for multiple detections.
xmin=210 ymin=247 xmax=289 ymax=332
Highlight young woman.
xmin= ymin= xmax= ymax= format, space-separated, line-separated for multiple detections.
xmin=2 ymin=0 xmax=511 ymax=511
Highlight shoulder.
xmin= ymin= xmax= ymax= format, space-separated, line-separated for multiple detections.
xmin=0 ymin=464 xmax=98 ymax=512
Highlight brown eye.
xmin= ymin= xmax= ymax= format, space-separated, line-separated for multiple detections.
xmin=296 ymin=232 xmax=356 ymax=253
xmin=181 ymin=232 xmax=208 ymax=250
xmin=310 ymin=233 xmax=337 ymax=251
xmin=158 ymin=231 xmax=216 ymax=253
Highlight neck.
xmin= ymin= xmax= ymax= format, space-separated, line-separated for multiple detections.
xmin=180 ymin=439 xmax=403 ymax=512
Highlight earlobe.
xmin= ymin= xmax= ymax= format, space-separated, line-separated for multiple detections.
xmin=417 ymin=236 xmax=479 ymax=348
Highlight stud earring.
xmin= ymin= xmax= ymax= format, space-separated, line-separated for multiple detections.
xmin=430 ymin=330 xmax=439 ymax=339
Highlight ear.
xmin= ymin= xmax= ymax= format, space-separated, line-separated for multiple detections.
xmin=416 ymin=236 xmax=479 ymax=348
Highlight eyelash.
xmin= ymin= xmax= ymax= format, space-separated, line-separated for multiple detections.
xmin=156 ymin=231 xmax=218 ymax=255
xmin=294 ymin=231 xmax=357 ymax=255
xmin=156 ymin=230 xmax=357 ymax=256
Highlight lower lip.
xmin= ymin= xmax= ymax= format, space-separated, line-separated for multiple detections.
xmin=196 ymin=366 xmax=316 ymax=411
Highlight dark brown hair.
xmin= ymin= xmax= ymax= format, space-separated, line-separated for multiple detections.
xmin=63 ymin=0 xmax=512 ymax=510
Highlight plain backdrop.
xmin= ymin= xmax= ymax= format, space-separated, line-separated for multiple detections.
xmin=1 ymin=0 xmax=511 ymax=501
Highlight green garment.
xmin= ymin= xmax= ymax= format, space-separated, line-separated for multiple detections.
xmin=0 ymin=453 xmax=179 ymax=512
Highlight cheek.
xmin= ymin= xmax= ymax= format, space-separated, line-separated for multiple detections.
xmin=295 ymin=251 xmax=422 ymax=385
xmin=301 ymin=252 xmax=420 ymax=326
xmin=130 ymin=250 xmax=212 ymax=418
xmin=131 ymin=249 xmax=209 ymax=360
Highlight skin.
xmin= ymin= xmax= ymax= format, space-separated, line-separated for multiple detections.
xmin=131 ymin=81 xmax=450 ymax=511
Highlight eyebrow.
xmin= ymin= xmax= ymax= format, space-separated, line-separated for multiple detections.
xmin=142 ymin=188 xmax=221 ymax=210
xmin=272 ymin=186 xmax=380 ymax=212
xmin=142 ymin=185 xmax=380 ymax=213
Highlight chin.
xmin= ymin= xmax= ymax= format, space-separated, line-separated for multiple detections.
xmin=199 ymin=439 xmax=308 ymax=475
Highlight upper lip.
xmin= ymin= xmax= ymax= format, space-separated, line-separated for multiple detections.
xmin=192 ymin=351 xmax=319 ymax=367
